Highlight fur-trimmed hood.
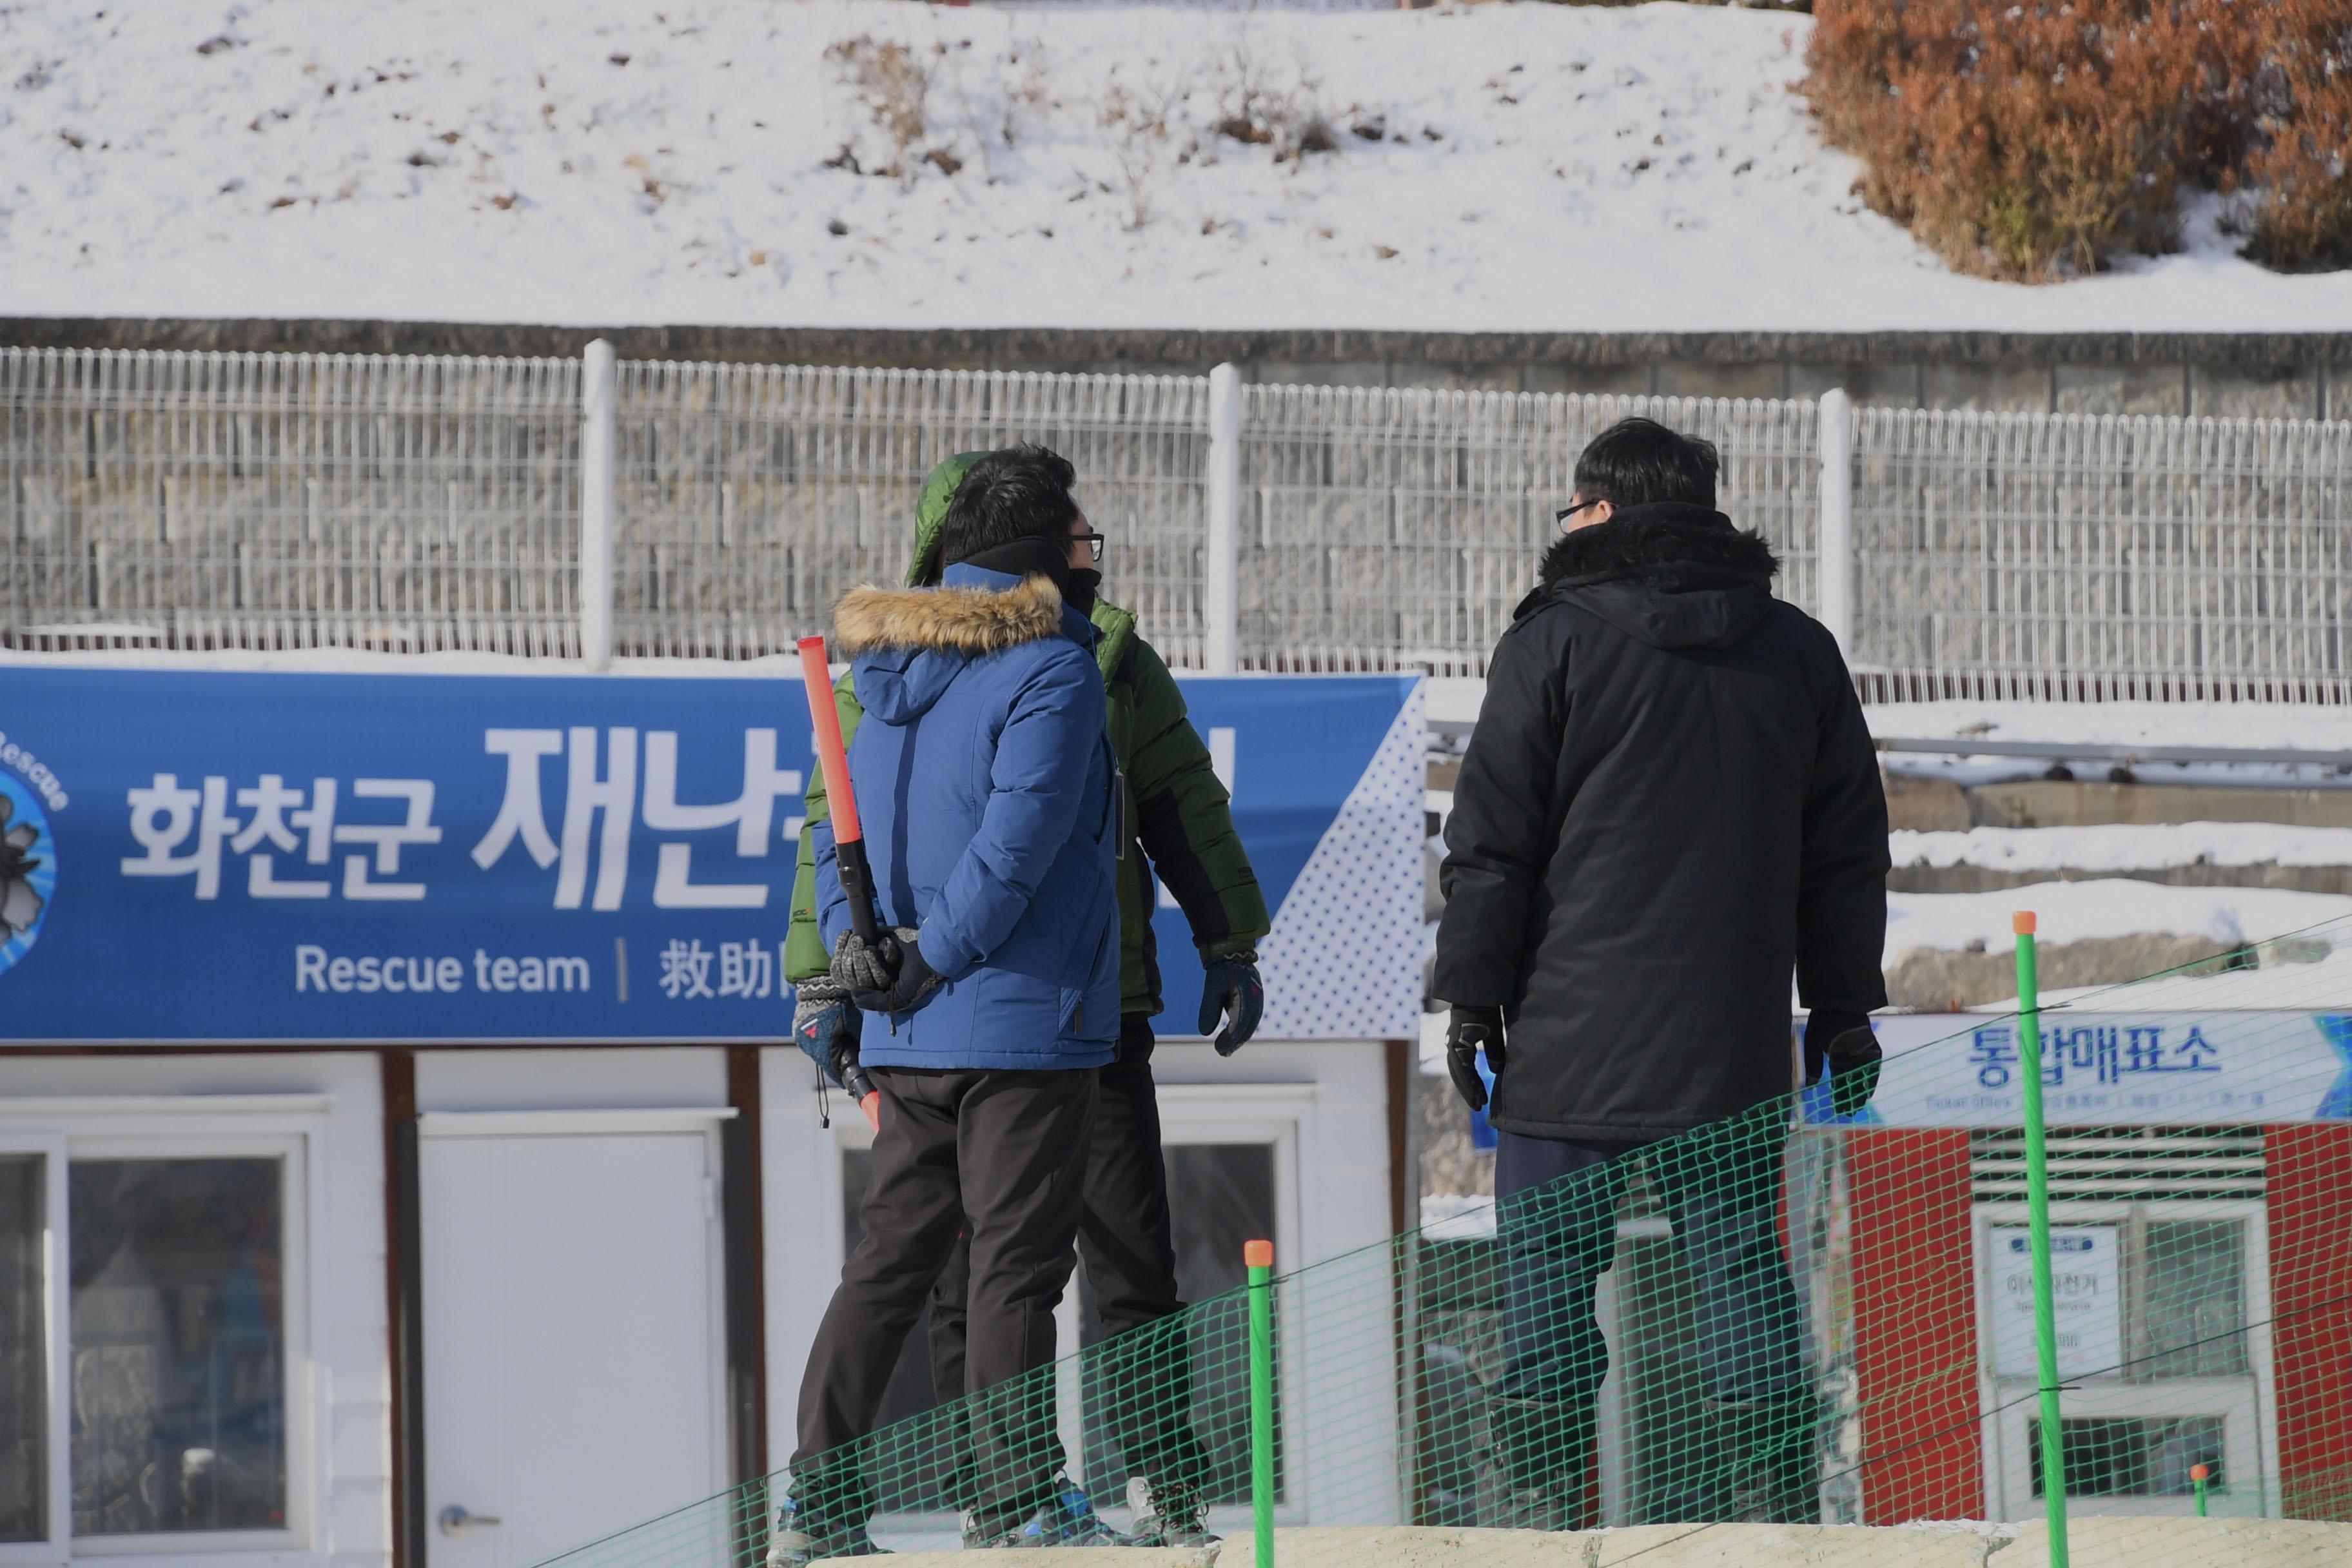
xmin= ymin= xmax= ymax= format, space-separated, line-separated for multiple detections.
xmin=834 ymin=571 xmax=1066 ymax=656
xmin=834 ymin=563 xmax=1098 ymax=727
xmin=1525 ymin=502 xmax=1781 ymax=652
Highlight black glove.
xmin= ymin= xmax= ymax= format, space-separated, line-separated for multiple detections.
xmin=1446 ymin=1005 xmax=1507 ymax=1112
xmin=792 ymin=978 xmax=859 ymax=1087
xmin=852 ymin=927 xmax=945 ymax=1016
xmin=1198 ymin=952 xmax=1264 ymax=1057
xmin=1805 ymin=1011 xmax=1882 ymax=1118
xmin=829 ymin=929 xmax=899 ymax=994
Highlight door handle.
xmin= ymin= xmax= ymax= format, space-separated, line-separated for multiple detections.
xmin=439 ymin=1505 xmax=503 ymax=1536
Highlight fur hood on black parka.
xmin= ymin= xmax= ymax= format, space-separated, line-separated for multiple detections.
xmin=1522 ymin=501 xmax=1783 ymax=654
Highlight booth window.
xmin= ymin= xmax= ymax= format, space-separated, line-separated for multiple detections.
xmin=69 ymin=1159 xmax=288 ymax=1537
xmin=1 ymin=1155 xmax=44 ymax=1544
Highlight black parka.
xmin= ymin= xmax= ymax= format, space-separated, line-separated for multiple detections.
xmin=1431 ymin=504 xmax=1889 ymax=1143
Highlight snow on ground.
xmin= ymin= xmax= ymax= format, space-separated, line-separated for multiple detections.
xmin=1890 ymin=823 xmax=2352 ymax=873
xmin=1885 ymin=879 xmax=2352 ymax=962
xmin=7 ymin=1 xmax=2351 ymax=333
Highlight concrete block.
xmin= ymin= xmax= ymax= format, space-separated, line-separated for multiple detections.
xmin=1520 ymin=362 xmax=1654 ymax=398
xmin=1788 ymin=362 xmax=1925 ymax=409
xmin=887 ymin=1552 xmax=1209 ymax=1567
xmin=2054 ymin=364 xmax=2188 ymax=417
xmin=1249 ymin=360 xmax=1389 ymax=388
xmin=1967 ymin=781 xmax=2352 ymax=829
xmin=1883 ymin=769 xmax=1972 ymax=832
xmin=1384 ymin=361 xmax=1524 ymax=392
xmin=1594 ymin=1522 xmax=2004 ymax=1567
xmin=2190 ymin=363 xmax=2323 ymax=420
xmin=1654 ymin=360 xmax=1787 ymax=401
xmin=1923 ymin=362 xmax=2054 ymax=412
xmin=1220 ymin=1527 xmax=1596 ymax=1567
xmin=1987 ymin=1514 xmax=2352 ymax=1568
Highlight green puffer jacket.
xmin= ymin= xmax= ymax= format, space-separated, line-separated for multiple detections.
xmin=785 ymin=452 xmax=1269 ymax=1021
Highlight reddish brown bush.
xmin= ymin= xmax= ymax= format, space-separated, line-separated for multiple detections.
xmin=2243 ymin=1 xmax=2352 ymax=270
xmin=1807 ymin=0 xmax=2258 ymax=280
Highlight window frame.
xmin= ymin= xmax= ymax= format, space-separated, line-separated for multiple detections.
xmin=0 ymin=1133 xmax=70 ymax=1568
xmin=0 ymin=1099 xmax=325 ymax=1566
xmin=1972 ymin=1198 xmax=2279 ymax=1520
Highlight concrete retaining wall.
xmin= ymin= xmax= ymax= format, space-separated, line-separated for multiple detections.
xmin=878 ymin=1518 xmax=2352 ymax=1567
xmin=5 ymin=320 xmax=2347 ymax=416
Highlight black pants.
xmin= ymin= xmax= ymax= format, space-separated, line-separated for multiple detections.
xmin=928 ymin=1018 xmax=1212 ymax=1496
xmin=794 ymin=1064 xmax=1097 ymax=1525
xmin=1491 ymin=1106 xmax=1806 ymax=1509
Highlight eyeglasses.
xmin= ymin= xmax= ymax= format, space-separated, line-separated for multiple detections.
xmin=1554 ymin=500 xmax=1605 ymax=529
xmin=1072 ymin=531 xmax=1106 ymax=562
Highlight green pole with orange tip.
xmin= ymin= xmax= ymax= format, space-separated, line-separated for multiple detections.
xmin=1246 ymin=1237 xmax=1276 ymax=1568
xmin=2014 ymin=910 xmax=2070 ymax=1568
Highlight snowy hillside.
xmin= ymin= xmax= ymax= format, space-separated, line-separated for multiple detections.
xmin=7 ymin=0 xmax=2350 ymax=332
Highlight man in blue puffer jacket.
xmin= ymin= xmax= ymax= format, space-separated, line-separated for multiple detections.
xmin=776 ymin=446 xmax=1123 ymax=1562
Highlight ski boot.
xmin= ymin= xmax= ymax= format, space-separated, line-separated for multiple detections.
xmin=962 ymin=1482 xmax=1127 ymax=1549
xmin=767 ymin=1491 xmax=888 ymax=1564
xmin=1127 ymin=1476 xmax=1218 ymax=1548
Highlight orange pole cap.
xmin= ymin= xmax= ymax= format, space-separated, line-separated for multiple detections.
xmin=1244 ymin=1238 xmax=1275 ymax=1269
xmin=2012 ymin=911 xmax=2037 ymax=936
xmin=2190 ymin=1464 xmax=2211 ymax=1482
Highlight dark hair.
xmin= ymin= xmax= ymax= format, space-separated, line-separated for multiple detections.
xmin=1573 ymin=417 xmax=1720 ymax=509
xmin=938 ymin=444 xmax=1079 ymax=565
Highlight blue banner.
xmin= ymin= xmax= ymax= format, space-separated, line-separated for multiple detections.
xmin=0 ymin=667 xmax=1417 ymax=1043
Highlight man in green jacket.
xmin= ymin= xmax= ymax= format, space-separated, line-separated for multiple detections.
xmin=787 ymin=450 xmax=1270 ymax=1547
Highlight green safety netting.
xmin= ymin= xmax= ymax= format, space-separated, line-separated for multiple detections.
xmin=537 ymin=914 xmax=2352 ymax=1567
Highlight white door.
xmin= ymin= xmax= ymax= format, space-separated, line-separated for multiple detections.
xmin=421 ymin=1113 xmax=730 ymax=1568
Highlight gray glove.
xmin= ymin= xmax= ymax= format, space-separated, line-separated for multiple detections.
xmin=828 ymin=929 xmax=899 ymax=994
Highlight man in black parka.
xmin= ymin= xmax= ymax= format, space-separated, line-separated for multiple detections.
xmin=1432 ymin=417 xmax=1889 ymax=1529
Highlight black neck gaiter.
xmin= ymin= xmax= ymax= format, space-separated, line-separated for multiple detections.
xmin=954 ymin=536 xmax=1075 ymax=602
xmin=1063 ymin=567 xmax=1102 ymax=614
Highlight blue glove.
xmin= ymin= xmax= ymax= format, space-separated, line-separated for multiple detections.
xmin=793 ymin=980 xmax=859 ymax=1087
xmin=1199 ymin=951 xmax=1264 ymax=1057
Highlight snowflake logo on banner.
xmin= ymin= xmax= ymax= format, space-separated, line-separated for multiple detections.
xmin=0 ymin=774 xmax=56 ymax=979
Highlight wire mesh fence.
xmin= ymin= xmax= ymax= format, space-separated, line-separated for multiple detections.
xmin=610 ymin=364 xmax=1212 ymax=662
xmin=0 ymin=347 xmax=582 ymax=655
xmin=1238 ymin=387 xmax=1819 ymax=675
xmin=535 ymin=918 xmax=2352 ymax=1568
xmin=1852 ymin=409 xmax=2352 ymax=703
xmin=9 ymin=346 xmax=2352 ymax=701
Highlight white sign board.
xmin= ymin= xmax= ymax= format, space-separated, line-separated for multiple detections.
xmin=1804 ymin=1013 xmax=2352 ymax=1127
xmin=1989 ymin=1224 xmax=2121 ymax=1380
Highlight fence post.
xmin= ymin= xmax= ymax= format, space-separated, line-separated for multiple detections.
xmin=580 ymin=338 xmax=616 ymax=672
xmin=1205 ymin=363 xmax=1242 ymax=675
xmin=2013 ymin=911 xmax=2071 ymax=1568
xmin=1245 ymin=1237 xmax=1276 ymax=1567
xmin=1817 ymin=388 xmax=1855 ymax=661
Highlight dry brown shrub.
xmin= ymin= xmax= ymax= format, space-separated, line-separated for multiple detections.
xmin=2242 ymin=0 xmax=2352 ymax=270
xmin=826 ymin=35 xmax=932 ymax=176
xmin=1807 ymin=0 xmax=2253 ymax=280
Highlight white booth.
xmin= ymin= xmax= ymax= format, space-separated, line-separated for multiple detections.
xmin=0 ymin=663 xmax=1422 ymax=1568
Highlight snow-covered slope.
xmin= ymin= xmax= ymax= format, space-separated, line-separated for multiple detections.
xmin=6 ymin=0 xmax=2348 ymax=331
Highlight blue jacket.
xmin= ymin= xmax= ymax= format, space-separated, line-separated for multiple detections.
xmin=813 ymin=564 xmax=1121 ymax=1070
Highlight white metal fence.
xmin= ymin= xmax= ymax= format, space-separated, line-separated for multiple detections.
xmin=6 ymin=344 xmax=2350 ymax=700
xmin=0 ymin=348 xmax=581 ymax=656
